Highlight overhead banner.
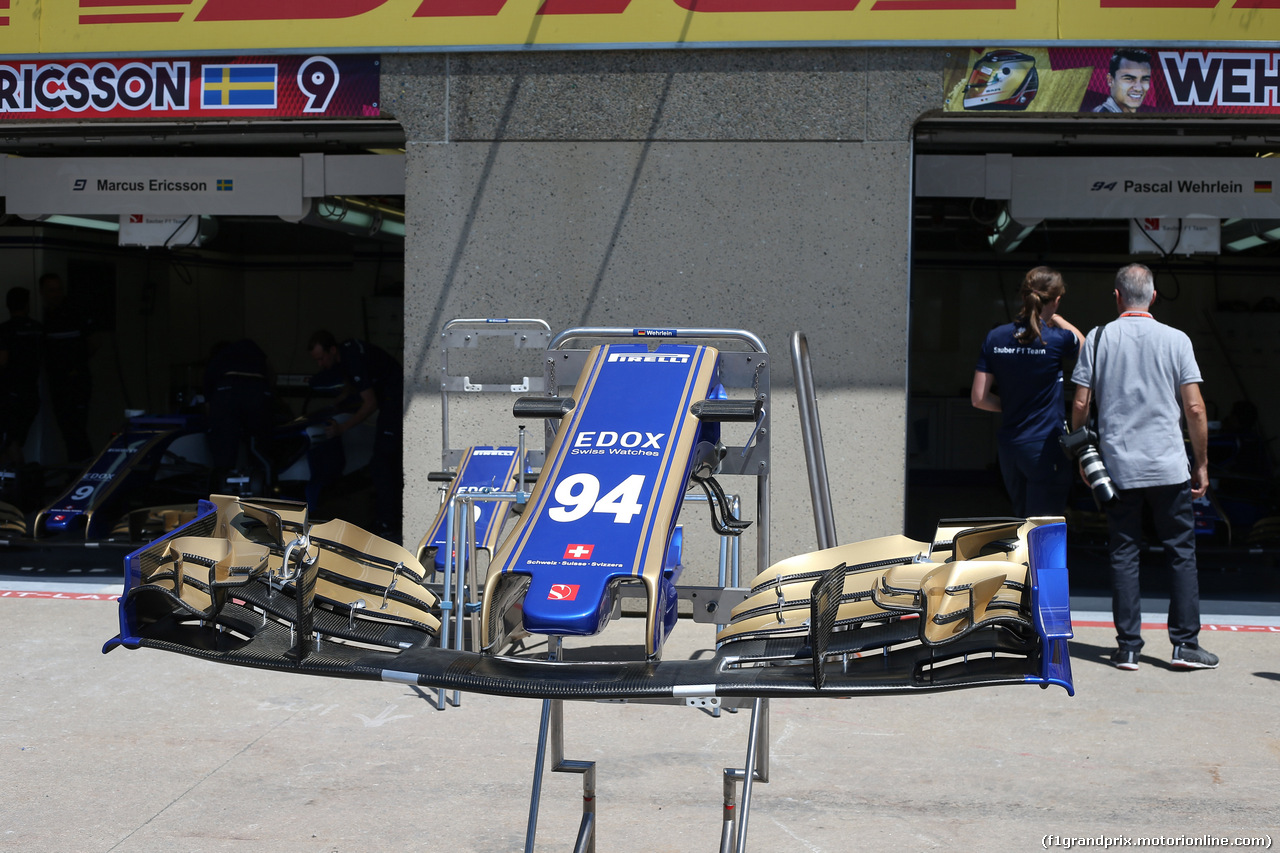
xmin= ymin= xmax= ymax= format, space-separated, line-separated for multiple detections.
xmin=0 ymin=1 xmax=1060 ymax=56
xmin=947 ymin=47 xmax=1280 ymax=115
xmin=0 ymin=55 xmax=380 ymax=119
xmin=1057 ymin=0 xmax=1280 ymax=45
xmin=2 ymin=2 xmax=1280 ymax=55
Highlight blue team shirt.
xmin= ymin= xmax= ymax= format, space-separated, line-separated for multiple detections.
xmin=976 ymin=322 xmax=1080 ymax=445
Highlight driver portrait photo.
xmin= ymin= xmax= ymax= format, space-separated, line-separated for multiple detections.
xmin=1091 ymin=48 xmax=1153 ymax=113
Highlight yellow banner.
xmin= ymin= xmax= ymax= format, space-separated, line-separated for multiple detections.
xmin=4 ymin=1 xmax=1053 ymax=55
xmin=1058 ymin=0 xmax=1280 ymax=44
xmin=1 ymin=1 xmax=1278 ymax=56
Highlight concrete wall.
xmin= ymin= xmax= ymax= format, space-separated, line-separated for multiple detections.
xmin=384 ymin=48 xmax=947 ymax=572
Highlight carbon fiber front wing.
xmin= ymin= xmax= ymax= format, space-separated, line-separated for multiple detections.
xmin=104 ymin=498 xmax=1074 ymax=700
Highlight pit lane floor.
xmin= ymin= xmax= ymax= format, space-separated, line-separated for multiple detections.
xmin=2 ymin=565 xmax=1278 ymax=851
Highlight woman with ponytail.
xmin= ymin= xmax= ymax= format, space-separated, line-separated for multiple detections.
xmin=971 ymin=266 xmax=1084 ymax=517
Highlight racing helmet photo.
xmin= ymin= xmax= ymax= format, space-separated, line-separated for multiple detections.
xmin=963 ymin=50 xmax=1039 ymax=111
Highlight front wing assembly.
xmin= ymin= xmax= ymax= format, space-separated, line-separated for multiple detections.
xmin=105 ymin=497 xmax=1073 ymax=700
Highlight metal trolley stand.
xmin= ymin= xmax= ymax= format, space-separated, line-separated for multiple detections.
xmin=432 ymin=318 xmax=552 ymax=708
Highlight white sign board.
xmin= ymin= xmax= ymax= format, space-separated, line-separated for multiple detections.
xmin=118 ymin=214 xmax=202 ymax=247
xmin=1010 ymin=157 xmax=1280 ymax=221
xmin=3 ymin=156 xmax=304 ymax=217
xmin=1129 ymin=217 xmax=1221 ymax=255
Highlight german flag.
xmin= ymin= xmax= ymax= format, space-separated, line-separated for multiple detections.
xmin=1256 ymin=181 xmax=1272 ymax=193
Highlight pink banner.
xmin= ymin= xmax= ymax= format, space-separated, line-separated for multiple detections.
xmin=0 ymin=54 xmax=379 ymax=119
xmin=948 ymin=47 xmax=1280 ymax=115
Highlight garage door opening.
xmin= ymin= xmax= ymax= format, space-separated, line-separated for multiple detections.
xmin=908 ymin=117 xmax=1280 ymax=597
xmin=0 ymin=120 xmax=406 ymax=539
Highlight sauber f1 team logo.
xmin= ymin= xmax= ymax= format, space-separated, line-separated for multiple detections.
xmin=563 ymin=543 xmax=594 ymax=560
xmin=548 ymin=583 xmax=581 ymax=600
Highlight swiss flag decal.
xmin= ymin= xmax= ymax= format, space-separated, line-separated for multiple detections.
xmin=548 ymin=584 xmax=580 ymax=601
xmin=563 ymin=543 xmax=594 ymax=560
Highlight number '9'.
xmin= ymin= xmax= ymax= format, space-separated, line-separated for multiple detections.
xmin=298 ymin=56 xmax=340 ymax=113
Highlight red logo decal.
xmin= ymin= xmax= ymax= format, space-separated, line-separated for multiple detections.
xmin=129 ymin=214 xmax=145 ymax=223
xmin=563 ymin=543 xmax=594 ymax=560
xmin=1100 ymin=1 xmax=1216 ymax=8
xmin=871 ymin=0 xmax=1012 ymax=8
xmin=195 ymin=0 xmax=388 ymax=22
xmin=548 ymin=584 xmax=580 ymax=601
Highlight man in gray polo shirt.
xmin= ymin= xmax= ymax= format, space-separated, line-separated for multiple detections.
xmin=1071 ymin=263 xmax=1216 ymax=671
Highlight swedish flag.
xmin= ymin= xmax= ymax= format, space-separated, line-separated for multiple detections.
xmin=202 ymin=65 xmax=277 ymax=109
xmin=217 ymin=179 xmax=234 ymax=192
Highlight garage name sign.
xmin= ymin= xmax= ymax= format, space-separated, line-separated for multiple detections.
xmin=1009 ymin=158 xmax=1280 ymax=222
xmin=0 ymin=55 xmax=379 ymax=119
xmin=78 ymin=177 xmax=227 ymax=193
xmin=4 ymin=0 xmax=1278 ymax=55
xmin=917 ymin=154 xmax=1280 ymax=220
xmin=2 ymin=157 xmax=306 ymax=217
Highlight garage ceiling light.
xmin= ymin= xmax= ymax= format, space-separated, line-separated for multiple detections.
xmin=988 ymin=207 xmax=1038 ymax=253
xmin=26 ymin=214 xmax=119 ymax=232
xmin=1222 ymin=219 xmax=1280 ymax=252
xmin=285 ymin=196 xmax=405 ymax=240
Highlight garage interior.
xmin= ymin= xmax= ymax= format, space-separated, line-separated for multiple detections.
xmin=909 ymin=116 xmax=1280 ymax=598
xmin=0 ymin=120 xmax=406 ymax=528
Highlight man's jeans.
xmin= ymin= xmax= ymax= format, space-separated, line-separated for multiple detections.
xmin=1105 ymin=482 xmax=1200 ymax=650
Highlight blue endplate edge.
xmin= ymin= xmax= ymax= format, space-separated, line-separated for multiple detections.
xmin=1026 ymin=520 xmax=1074 ymax=696
xmin=102 ymin=497 xmax=220 ymax=654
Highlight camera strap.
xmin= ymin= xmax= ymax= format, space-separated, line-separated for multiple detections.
xmin=1084 ymin=321 xmax=1108 ymax=432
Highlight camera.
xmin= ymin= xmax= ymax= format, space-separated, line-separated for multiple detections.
xmin=1059 ymin=425 xmax=1118 ymax=506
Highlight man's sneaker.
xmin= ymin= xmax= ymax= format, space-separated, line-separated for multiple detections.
xmin=1110 ymin=649 xmax=1140 ymax=671
xmin=1171 ymin=644 xmax=1219 ymax=670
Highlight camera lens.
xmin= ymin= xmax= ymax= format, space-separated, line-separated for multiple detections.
xmin=1078 ymin=445 xmax=1118 ymax=504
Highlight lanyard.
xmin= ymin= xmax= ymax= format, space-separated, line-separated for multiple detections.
xmin=1120 ymin=311 xmax=1152 ymax=319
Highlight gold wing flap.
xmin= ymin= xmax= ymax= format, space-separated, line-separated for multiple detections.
xmin=271 ymin=546 xmax=440 ymax=619
xmin=135 ymin=496 xmax=440 ymax=636
xmin=1 ymin=516 xmax=27 ymax=534
xmin=207 ymin=495 xmax=309 ymax=548
xmin=746 ymin=535 xmax=928 ymax=592
xmin=139 ymin=533 xmax=267 ymax=588
xmin=0 ymin=501 xmax=27 ymax=523
xmin=871 ymin=560 xmax=944 ymax=611
xmin=153 ymin=532 xmax=272 ymax=587
xmin=280 ymin=572 xmax=440 ymax=633
xmin=715 ymin=595 xmax=896 ymax=644
xmin=239 ymin=496 xmax=310 ymax=528
xmin=132 ymin=556 xmax=439 ymax=636
xmin=717 ymin=553 xmax=1032 ymax=646
xmin=307 ymin=518 xmax=430 ymax=586
xmin=931 ymin=517 xmax=1043 ymax=561
xmin=873 ymin=557 xmax=1028 ymax=611
xmin=951 ymin=520 xmax=1025 ymax=561
xmin=730 ymin=562 xmax=886 ymax=622
xmin=126 ymin=573 xmax=221 ymax=621
xmin=919 ymin=561 xmax=1031 ymax=646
